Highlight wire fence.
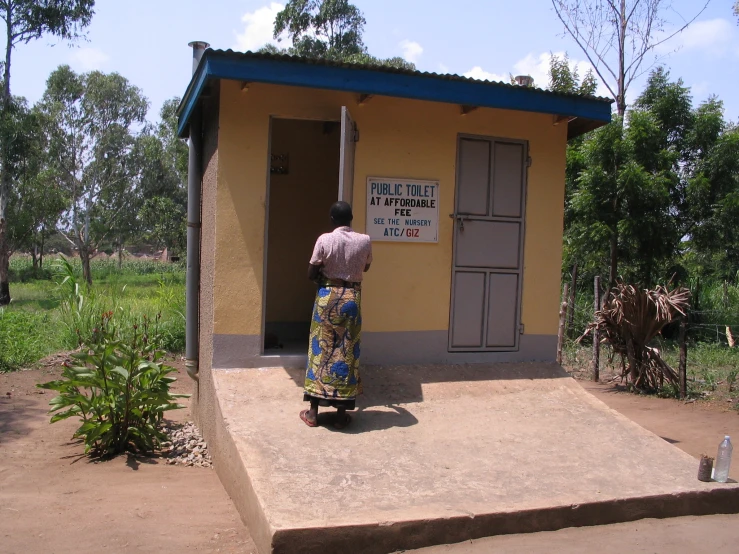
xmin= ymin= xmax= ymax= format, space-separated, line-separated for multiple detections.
xmin=557 ymin=275 xmax=739 ymax=396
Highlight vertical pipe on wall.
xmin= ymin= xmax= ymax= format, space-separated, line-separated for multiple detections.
xmin=185 ymin=41 xmax=209 ymax=381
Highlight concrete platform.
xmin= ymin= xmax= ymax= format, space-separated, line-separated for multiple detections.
xmin=206 ymin=363 xmax=739 ymax=554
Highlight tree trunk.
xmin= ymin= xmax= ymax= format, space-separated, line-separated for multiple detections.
xmin=0 ymin=221 xmax=9 ymax=305
xmin=616 ymin=0 xmax=627 ymax=117
xmin=32 ymin=243 xmax=38 ymax=269
xmin=118 ymin=237 xmax=123 ymax=269
xmin=0 ymin=6 xmax=13 ymax=306
xmin=39 ymin=229 xmax=44 ymax=268
xmin=79 ymin=242 xmax=93 ymax=286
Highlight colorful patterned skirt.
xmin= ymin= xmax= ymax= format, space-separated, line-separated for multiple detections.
xmin=304 ymin=283 xmax=362 ymax=409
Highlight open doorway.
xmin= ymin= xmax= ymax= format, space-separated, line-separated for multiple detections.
xmin=264 ymin=118 xmax=341 ymax=354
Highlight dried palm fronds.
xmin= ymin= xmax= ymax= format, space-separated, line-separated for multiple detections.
xmin=591 ymin=282 xmax=690 ymax=392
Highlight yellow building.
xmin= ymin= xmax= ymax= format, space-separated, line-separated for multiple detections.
xmin=177 ymin=48 xmax=612 ymax=375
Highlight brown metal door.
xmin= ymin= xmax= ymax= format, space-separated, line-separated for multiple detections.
xmin=449 ymin=137 xmax=527 ymax=351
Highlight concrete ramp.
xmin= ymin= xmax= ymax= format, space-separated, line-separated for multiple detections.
xmin=205 ymin=363 xmax=739 ymax=553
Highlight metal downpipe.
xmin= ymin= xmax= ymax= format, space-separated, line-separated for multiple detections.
xmin=185 ymin=109 xmax=202 ymax=381
xmin=185 ymin=41 xmax=208 ymax=381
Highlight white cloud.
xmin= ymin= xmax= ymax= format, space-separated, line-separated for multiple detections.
xmin=234 ymin=2 xmax=284 ymax=52
xmin=657 ymin=18 xmax=736 ymax=56
xmin=400 ymin=40 xmax=423 ymax=64
xmin=70 ymin=47 xmax=109 ymax=71
xmin=463 ymin=66 xmax=508 ymax=83
xmin=464 ymin=51 xmax=610 ymax=97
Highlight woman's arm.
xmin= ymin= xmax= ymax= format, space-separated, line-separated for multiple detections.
xmin=364 ymin=240 xmax=373 ymax=272
xmin=309 ymin=236 xmax=324 ymax=283
xmin=308 ymin=263 xmax=322 ymax=282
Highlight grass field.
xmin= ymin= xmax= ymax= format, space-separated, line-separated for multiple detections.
xmin=0 ymin=255 xmax=185 ymax=372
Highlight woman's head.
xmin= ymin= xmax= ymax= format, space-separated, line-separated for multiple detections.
xmin=330 ymin=201 xmax=353 ymax=227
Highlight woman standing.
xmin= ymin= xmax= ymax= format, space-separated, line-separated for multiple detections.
xmin=300 ymin=201 xmax=372 ymax=429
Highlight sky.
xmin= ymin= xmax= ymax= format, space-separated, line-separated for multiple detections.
xmin=7 ymin=0 xmax=739 ymax=124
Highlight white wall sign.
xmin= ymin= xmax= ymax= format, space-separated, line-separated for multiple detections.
xmin=366 ymin=177 xmax=440 ymax=243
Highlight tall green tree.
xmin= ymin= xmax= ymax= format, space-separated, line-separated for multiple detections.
xmin=274 ymin=0 xmax=365 ymax=60
xmin=548 ymin=53 xmax=597 ymax=96
xmin=0 ymin=0 xmax=95 ymax=304
xmin=562 ymin=68 xmax=695 ymax=286
xmin=550 ymin=1 xmax=708 ymax=284
xmin=563 ymin=67 xmax=739 ymax=287
xmin=138 ymin=196 xmax=185 ymax=256
xmin=2 ymin=98 xmax=65 ymax=266
xmin=269 ymin=0 xmax=416 ymax=70
xmin=156 ymin=97 xmax=188 ymax=190
xmin=41 ymin=65 xmax=147 ymax=284
xmin=131 ymin=97 xmax=188 ymax=258
xmin=564 ymin=113 xmax=679 ymax=287
xmin=682 ymin=109 xmax=739 ymax=280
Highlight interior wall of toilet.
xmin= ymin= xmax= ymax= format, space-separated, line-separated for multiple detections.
xmin=264 ymin=118 xmax=340 ymax=344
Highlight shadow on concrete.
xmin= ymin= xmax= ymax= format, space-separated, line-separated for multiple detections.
xmin=283 ymin=362 xmax=569 ymax=408
xmin=316 ymin=404 xmax=420 ymax=433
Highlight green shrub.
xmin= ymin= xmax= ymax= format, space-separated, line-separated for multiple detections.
xmin=53 ymin=256 xmax=186 ymax=353
xmin=9 ymin=265 xmax=54 ymax=283
xmin=38 ymin=312 xmax=188 ymax=457
xmin=54 ymin=256 xmax=102 ymax=348
xmin=0 ymin=309 xmax=56 ymax=372
xmin=728 ymin=370 xmax=738 ymax=393
xmin=154 ymin=278 xmax=185 ymax=352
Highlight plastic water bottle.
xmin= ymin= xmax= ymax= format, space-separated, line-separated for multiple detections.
xmin=714 ymin=436 xmax=733 ymax=483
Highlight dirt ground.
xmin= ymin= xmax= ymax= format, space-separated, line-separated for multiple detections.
xmin=0 ymin=362 xmax=257 ymax=554
xmin=1 ymin=365 xmax=737 ymax=554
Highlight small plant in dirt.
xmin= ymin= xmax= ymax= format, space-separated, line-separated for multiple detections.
xmin=700 ymin=368 xmax=718 ymax=392
xmin=38 ymin=311 xmax=189 ymax=457
xmin=656 ymin=382 xmax=681 ymax=399
xmin=727 ymin=370 xmax=738 ymax=393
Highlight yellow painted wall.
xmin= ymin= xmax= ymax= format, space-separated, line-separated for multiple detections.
xmin=265 ymin=119 xmax=339 ymax=322
xmin=213 ymin=80 xmax=567 ymax=337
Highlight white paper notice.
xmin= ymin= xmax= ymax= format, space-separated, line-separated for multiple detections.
xmin=365 ymin=177 xmax=439 ymax=243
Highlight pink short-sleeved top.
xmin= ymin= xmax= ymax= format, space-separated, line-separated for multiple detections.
xmin=310 ymin=227 xmax=373 ymax=283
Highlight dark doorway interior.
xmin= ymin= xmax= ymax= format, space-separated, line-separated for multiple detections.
xmin=264 ymin=118 xmax=340 ymax=354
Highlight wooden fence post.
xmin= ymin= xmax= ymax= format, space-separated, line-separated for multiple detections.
xmin=592 ymin=276 xmax=601 ymax=382
xmin=679 ymin=317 xmax=688 ymax=400
xmin=567 ymin=263 xmax=578 ymax=338
xmin=557 ymin=283 xmax=569 ymax=366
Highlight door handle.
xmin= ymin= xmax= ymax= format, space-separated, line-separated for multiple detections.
xmin=449 ymin=213 xmax=470 ymax=231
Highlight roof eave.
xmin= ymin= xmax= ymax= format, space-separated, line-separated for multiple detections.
xmin=177 ymin=53 xmax=612 ymax=138
xmin=177 ymin=57 xmax=211 ymax=137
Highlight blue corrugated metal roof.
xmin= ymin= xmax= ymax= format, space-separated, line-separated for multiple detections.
xmin=177 ymin=49 xmax=613 ymax=138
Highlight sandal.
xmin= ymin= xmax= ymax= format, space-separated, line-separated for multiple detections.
xmin=300 ymin=410 xmax=318 ymax=427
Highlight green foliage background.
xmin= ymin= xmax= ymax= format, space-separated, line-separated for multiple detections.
xmin=0 ymin=256 xmax=185 ymax=372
